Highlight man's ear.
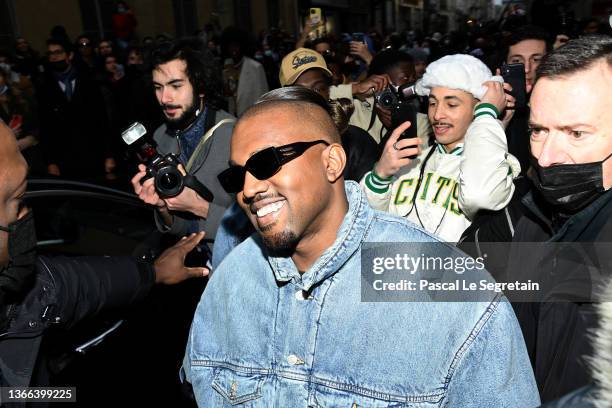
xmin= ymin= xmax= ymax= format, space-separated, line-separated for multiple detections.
xmin=322 ymin=143 xmax=346 ymax=182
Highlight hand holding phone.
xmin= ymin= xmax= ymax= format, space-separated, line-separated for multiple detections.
xmin=309 ymin=8 xmax=322 ymax=29
xmin=501 ymin=63 xmax=527 ymax=109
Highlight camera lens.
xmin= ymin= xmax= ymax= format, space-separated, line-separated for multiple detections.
xmin=380 ymin=94 xmax=394 ymax=108
xmin=160 ymin=172 xmax=180 ymax=190
xmin=155 ymin=166 xmax=183 ymax=197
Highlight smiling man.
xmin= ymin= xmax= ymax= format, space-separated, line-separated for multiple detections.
xmin=131 ymin=39 xmax=235 ymax=247
xmin=181 ymin=87 xmax=539 ymax=406
xmin=361 ymin=54 xmax=520 ymax=243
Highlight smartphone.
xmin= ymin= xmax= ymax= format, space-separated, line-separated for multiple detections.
xmin=392 ymin=103 xmax=417 ymax=141
xmin=501 ymin=63 xmax=527 ymax=109
xmin=392 ymin=102 xmax=418 ymax=159
xmin=309 ymin=8 xmax=322 ymax=28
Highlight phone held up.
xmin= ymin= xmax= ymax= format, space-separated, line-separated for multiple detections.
xmin=501 ymin=63 xmax=527 ymax=110
xmin=309 ymin=8 xmax=323 ymax=29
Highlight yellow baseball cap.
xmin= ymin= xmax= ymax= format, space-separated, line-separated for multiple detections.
xmin=279 ymin=48 xmax=333 ymax=86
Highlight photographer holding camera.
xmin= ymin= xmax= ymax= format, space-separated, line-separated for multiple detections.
xmin=131 ymin=39 xmax=235 ymax=248
xmin=361 ymin=54 xmax=520 ymax=243
xmin=0 ymin=120 xmax=209 ymax=390
xmin=329 ymin=49 xmax=432 ymax=146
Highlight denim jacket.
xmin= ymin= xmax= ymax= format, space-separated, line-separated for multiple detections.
xmin=182 ymin=181 xmax=540 ymax=407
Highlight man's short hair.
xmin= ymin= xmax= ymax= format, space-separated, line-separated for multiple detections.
xmin=536 ymin=35 xmax=612 ymax=81
xmin=368 ymin=49 xmax=414 ymax=77
xmin=150 ymin=38 xmax=223 ymax=109
xmin=507 ymin=25 xmax=552 ymax=53
xmin=46 ymin=38 xmax=72 ymax=54
xmin=240 ymin=86 xmax=341 ymax=144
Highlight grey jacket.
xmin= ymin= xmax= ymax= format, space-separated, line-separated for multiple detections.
xmin=153 ymin=109 xmax=236 ymax=242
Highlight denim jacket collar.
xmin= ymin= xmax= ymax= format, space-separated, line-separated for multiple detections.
xmin=266 ymin=181 xmax=373 ymax=291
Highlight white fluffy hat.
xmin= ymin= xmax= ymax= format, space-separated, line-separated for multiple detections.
xmin=415 ymin=54 xmax=503 ymax=100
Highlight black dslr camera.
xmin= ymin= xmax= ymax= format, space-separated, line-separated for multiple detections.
xmin=122 ymin=122 xmax=213 ymax=201
xmin=376 ymin=83 xmax=418 ymax=141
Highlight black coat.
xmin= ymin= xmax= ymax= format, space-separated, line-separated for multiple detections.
xmin=37 ymin=69 xmax=111 ymax=180
xmin=0 ymin=255 xmax=154 ymax=390
xmin=509 ymin=189 xmax=612 ymax=402
xmin=341 ymin=125 xmax=379 ymax=182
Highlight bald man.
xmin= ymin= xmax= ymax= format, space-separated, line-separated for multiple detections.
xmin=182 ymin=87 xmax=539 ymax=407
xmin=0 ymin=122 xmax=208 ymax=387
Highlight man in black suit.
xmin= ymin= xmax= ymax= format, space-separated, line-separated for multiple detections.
xmin=37 ymin=38 xmax=114 ymax=181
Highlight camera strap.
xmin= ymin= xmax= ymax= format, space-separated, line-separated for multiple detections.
xmin=183 ymin=173 xmax=214 ymax=202
xmin=186 ymin=111 xmax=235 ymax=172
xmin=367 ymin=89 xmax=377 ymax=131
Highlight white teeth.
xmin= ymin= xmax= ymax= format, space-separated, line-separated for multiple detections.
xmin=256 ymin=201 xmax=285 ymax=217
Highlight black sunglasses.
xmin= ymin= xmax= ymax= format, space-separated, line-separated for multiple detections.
xmin=218 ymin=140 xmax=330 ymax=193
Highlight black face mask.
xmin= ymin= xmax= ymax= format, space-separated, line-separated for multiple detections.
xmin=529 ymin=153 xmax=612 ymax=213
xmin=0 ymin=211 xmax=37 ymax=304
xmin=50 ymin=60 xmax=69 ymax=73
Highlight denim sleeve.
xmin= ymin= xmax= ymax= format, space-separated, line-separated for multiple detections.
xmin=445 ymin=299 xmax=541 ymax=407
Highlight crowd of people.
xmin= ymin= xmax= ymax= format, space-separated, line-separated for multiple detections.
xmin=1 ymin=2 xmax=612 ymax=407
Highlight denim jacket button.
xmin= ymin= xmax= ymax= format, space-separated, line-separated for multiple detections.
xmin=287 ymin=354 xmax=304 ymax=365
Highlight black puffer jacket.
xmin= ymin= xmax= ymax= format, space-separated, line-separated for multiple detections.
xmin=0 ymin=255 xmax=154 ymax=389
xmin=509 ymin=189 xmax=612 ymax=403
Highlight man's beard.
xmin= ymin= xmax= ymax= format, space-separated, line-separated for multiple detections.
xmin=163 ymin=94 xmax=200 ymax=131
xmin=262 ymin=229 xmax=299 ymax=258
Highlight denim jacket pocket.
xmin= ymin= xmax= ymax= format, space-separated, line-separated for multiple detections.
xmin=312 ymin=383 xmax=444 ymax=408
xmin=211 ymin=368 xmax=264 ymax=406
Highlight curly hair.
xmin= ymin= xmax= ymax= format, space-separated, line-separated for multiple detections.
xmin=150 ymin=37 xmax=224 ymax=109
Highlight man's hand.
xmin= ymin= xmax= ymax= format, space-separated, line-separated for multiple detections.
xmin=480 ymin=80 xmax=508 ymax=116
xmin=374 ymin=121 xmax=421 ymax=179
xmin=16 ymin=135 xmax=38 ymax=151
xmin=296 ymin=18 xmax=317 ymax=48
xmin=349 ymin=41 xmax=373 ymax=65
xmin=131 ymin=163 xmax=210 ymax=218
xmin=375 ymin=104 xmax=392 ymax=129
xmin=352 ymin=74 xmax=390 ymax=99
xmin=501 ymin=83 xmax=516 ymax=129
xmin=164 ymin=185 xmax=210 ymax=219
xmin=163 ymin=163 xmax=210 ymax=218
xmin=47 ymin=163 xmax=60 ymax=176
xmin=131 ymin=164 xmax=166 ymax=208
xmin=154 ymin=232 xmax=209 ymax=284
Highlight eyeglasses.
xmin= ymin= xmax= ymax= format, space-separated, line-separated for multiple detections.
xmin=217 ymin=140 xmax=330 ymax=193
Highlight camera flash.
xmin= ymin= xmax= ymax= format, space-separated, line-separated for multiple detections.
xmin=122 ymin=122 xmax=147 ymax=145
